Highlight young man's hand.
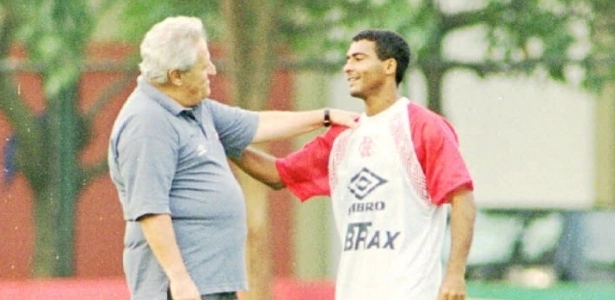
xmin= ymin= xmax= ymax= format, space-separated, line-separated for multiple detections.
xmin=437 ymin=274 xmax=466 ymax=300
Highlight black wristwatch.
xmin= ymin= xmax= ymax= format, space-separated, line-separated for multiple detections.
xmin=324 ymin=109 xmax=331 ymax=127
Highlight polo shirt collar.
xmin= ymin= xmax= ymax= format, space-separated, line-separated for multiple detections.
xmin=136 ymin=76 xmax=201 ymax=116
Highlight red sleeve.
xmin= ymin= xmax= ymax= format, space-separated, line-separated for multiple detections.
xmin=275 ymin=125 xmax=347 ymax=202
xmin=409 ymin=104 xmax=473 ymax=205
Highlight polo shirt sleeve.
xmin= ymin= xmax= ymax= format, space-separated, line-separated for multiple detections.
xmin=206 ymin=100 xmax=258 ymax=159
xmin=409 ymin=104 xmax=474 ymax=205
xmin=114 ymin=121 xmax=177 ymax=221
xmin=275 ymin=125 xmax=347 ymax=202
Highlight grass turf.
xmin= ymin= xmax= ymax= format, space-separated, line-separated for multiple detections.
xmin=468 ymin=281 xmax=615 ymax=300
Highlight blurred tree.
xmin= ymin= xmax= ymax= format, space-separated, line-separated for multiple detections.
xmin=590 ymin=0 xmax=615 ymax=208
xmin=270 ymin=0 xmax=615 ymax=114
xmin=122 ymin=0 xmax=614 ymax=125
xmin=0 ymin=0 xmax=123 ymax=277
xmin=221 ymin=2 xmax=277 ymax=300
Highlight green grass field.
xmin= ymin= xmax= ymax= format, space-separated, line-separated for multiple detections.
xmin=468 ymin=281 xmax=615 ymax=300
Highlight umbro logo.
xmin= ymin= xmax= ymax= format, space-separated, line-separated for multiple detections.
xmin=196 ymin=144 xmax=207 ymax=156
xmin=348 ymin=167 xmax=387 ymax=200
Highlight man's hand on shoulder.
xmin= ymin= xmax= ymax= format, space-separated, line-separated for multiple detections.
xmin=329 ymin=108 xmax=360 ymax=129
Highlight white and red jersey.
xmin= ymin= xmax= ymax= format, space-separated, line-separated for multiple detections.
xmin=276 ymin=98 xmax=473 ymax=300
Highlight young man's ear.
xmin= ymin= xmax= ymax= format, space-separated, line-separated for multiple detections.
xmin=384 ymin=58 xmax=397 ymax=76
xmin=168 ymin=69 xmax=183 ymax=86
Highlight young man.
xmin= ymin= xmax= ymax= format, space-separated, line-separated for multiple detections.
xmin=107 ymin=16 xmax=357 ymax=300
xmin=233 ymin=30 xmax=476 ymax=300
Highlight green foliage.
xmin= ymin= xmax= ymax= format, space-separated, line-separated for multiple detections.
xmin=582 ymin=0 xmax=615 ymax=90
xmin=117 ymin=0 xmax=615 ymax=93
xmin=17 ymin=1 xmax=93 ymax=54
xmin=276 ymin=0 xmax=424 ymax=70
xmin=119 ymin=1 xmax=223 ymax=42
xmin=477 ymin=1 xmax=580 ymax=80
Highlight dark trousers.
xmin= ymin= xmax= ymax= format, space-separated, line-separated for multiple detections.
xmin=167 ymin=291 xmax=238 ymax=300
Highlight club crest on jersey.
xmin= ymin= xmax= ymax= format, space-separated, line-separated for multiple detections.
xmin=348 ymin=167 xmax=387 ymax=200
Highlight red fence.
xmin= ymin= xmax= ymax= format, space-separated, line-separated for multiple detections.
xmin=0 ymin=43 xmax=295 ymax=280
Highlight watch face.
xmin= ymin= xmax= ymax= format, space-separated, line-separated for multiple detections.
xmin=324 ymin=109 xmax=331 ymax=127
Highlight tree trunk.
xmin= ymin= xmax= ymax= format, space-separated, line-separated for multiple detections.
xmin=593 ymin=2 xmax=615 ymax=209
xmin=31 ymin=83 xmax=82 ymax=277
xmin=424 ymin=66 xmax=444 ymax=115
xmin=419 ymin=4 xmax=446 ymax=116
xmin=222 ymin=1 xmax=277 ymax=299
xmin=32 ymin=185 xmax=77 ymax=277
xmin=595 ymin=83 xmax=615 ymax=208
xmin=236 ymin=167 xmax=273 ymax=300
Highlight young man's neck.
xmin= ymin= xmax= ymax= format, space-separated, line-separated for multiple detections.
xmin=363 ymin=91 xmax=400 ymax=116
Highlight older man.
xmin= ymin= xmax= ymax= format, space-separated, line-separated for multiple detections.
xmin=108 ymin=16 xmax=357 ymax=300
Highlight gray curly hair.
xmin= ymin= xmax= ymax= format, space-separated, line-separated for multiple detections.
xmin=138 ymin=16 xmax=206 ymax=84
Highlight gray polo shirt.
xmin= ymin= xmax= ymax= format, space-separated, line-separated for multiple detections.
xmin=108 ymin=77 xmax=258 ymax=299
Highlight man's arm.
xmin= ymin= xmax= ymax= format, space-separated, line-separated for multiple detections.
xmin=438 ymin=189 xmax=476 ymax=300
xmin=231 ymin=146 xmax=286 ymax=190
xmin=252 ymin=109 xmax=357 ymax=143
xmin=139 ymin=214 xmax=200 ymax=300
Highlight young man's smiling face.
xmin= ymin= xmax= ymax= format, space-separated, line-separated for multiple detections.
xmin=343 ymin=40 xmax=389 ymax=100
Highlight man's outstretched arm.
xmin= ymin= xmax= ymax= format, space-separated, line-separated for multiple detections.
xmin=253 ymin=109 xmax=358 ymax=143
xmin=231 ymin=146 xmax=286 ymax=190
